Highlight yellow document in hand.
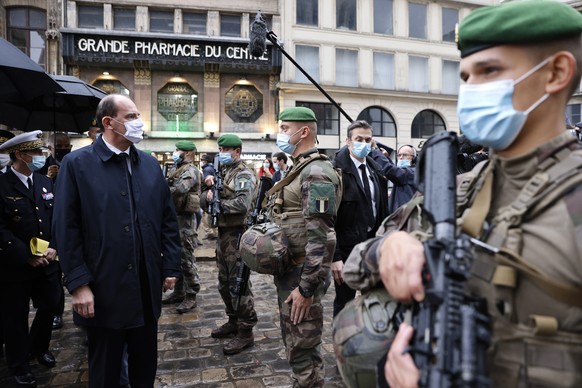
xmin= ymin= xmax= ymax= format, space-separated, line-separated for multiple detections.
xmin=30 ymin=237 xmax=50 ymax=256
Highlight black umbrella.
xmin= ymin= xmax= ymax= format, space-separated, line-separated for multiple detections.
xmin=0 ymin=37 xmax=64 ymax=103
xmin=0 ymin=75 xmax=108 ymax=133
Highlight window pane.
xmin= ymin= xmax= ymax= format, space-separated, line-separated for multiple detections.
xmin=409 ymin=56 xmax=428 ymax=92
xmin=78 ymin=5 xmax=103 ymax=29
xmin=442 ymin=8 xmax=458 ymax=42
xmin=412 ymin=110 xmax=446 ymax=138
xmin=221 ymin=14 xmax=241 ymax=37
xmin=183 ymin=12 xmax=207 ymax=34
xmin=336 ymin=49 xmax=358 ymax=87
xmin=374 ymin=52 xmax=394 ymax=89
xmin=9 ymin=29 xmax=27 ymax=54
xmin=8 ymin=8 xmax=26 ymax=27
xmin=356 ymin=107 xmax=396 ymax=137
xmin=567 ymin=104 xmax=581 ymax=126
xmin=442 ymin=60 xmax=459 ymax=95
xmin=114 ymin=8 xmax=135 ymax=31
xmin=409 ymin=3 xmax=426 ymax=39
xmin=297 ymin=101 xmax=339 ymax=135
xmin=29 ymin=31 xmax=46 ymax=64
xmin=337 ymin=0 xmax=356 ymax=30
xmin=150 ymin=10 xmax=173 ymax=33
xmin=30 ymin=9 xmax=46 ymax=29
xmin=297 ymin=0 xmax=318 ymax=26
xmin=374 ymin=0 xmax=393 ymax=35
xmin=296 ymin=45 xmax=320 ymax=83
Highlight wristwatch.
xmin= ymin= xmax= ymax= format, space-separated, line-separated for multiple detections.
xmin=298 ymin=286 xmax=314 ymax=298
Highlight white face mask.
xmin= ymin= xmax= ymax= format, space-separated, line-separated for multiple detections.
xmin=0 ymin=154 xmax=10 ymax=168
xmin=112 ymin=118 xmax=144 ymax=144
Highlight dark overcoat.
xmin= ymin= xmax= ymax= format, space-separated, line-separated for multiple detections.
xmin=333 ymin=146 xmax=389 ymax=263
xmin=0 ymin=169 xmax=58 ymax=282
xmin=53 ymin=137 xmax=181 ymax=329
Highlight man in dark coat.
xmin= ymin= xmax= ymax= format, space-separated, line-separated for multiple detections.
xmin=0 ymin=130 xmax=60 ymax=386
xmin=332 ymin=120 xmax=389 ymax=317
xmin=53 ymin=94 xmax=182 ymax=388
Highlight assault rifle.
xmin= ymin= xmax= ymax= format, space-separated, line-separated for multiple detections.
xmin=232 ymin=175 xmax=273 ymax=311
xmin=384 ymin=131 xmax=492 ymax=387
xmin=209 ymin=157 xmax=223 ymax=228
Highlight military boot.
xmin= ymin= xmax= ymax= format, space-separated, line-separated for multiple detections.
xmin=211 ymin=319 xmax=238 ymax=338
xmin=222 ymin=329 xmax=254 ymax=355
xmin=176 ymin=295 xmax=197 ymax=314
xmin=161 ymin=291 xmax=185 ymax=305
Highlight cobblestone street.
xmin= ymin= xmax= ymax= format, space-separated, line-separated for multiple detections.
xmin=0 ymin=241 xmax=346 ymax=387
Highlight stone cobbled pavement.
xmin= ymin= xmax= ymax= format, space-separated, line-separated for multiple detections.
xmin=0 ymin=240 xmax=347 ymax=387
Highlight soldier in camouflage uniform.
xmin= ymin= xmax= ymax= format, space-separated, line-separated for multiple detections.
xmin=262 ymin=107 xmax=342 ymax=387
xmin=200 ymin=134 xmax=258 ymax=355
xmin=342 ymin=2 xmax=582 ymax=387
xmin=163 ymin=140 xmax=201 ymax=313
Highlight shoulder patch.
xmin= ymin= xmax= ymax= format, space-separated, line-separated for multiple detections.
xmin=307 ymin=181 xmax=336 ymax=216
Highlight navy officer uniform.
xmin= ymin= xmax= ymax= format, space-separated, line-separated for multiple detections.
xmin=0 ymin=130 xmax=60 ymax=386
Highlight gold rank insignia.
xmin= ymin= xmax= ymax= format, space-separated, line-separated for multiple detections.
xmin=6 ymin=196 xmax=23 ymax=202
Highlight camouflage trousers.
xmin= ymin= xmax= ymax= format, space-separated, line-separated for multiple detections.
xmin=217 ymin=226 xmax=257 ymax=330
xmin=175 ymin=214 xmax=200 ymax=296
xmin=275 ymin=265 xmax=331 ymax=388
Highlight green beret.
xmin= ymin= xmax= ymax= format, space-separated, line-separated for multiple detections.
xmin=175 ymin=140 xmax=196 ymax=151
xmin=458 ymin=0 xmax=582 ymax=58
xmin=279 ymin=107 xmax=317 ymax=122
xmin=217 ymin=134 xmax=242 ymax=148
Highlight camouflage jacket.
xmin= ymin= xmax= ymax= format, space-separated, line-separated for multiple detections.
xmin=200 ymin=159 xmax=256 ymax=227
xmin=264 ymin=148 xmax=342 ymax=295
xmin=343 ymin=132 xmax=582 ymax=386
xmin=167 ymin=161 xmax=201 ymax=214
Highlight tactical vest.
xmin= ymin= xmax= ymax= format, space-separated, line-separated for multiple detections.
xmin=457 ymin=136 xmax=582 ymax=386
xmin=168 ymin=162 xmax=200 ymax=214
xmin=263 ymin=152 xmax=342 ymax=262
xmin=216 ymin=160 xmax=253 ymax=227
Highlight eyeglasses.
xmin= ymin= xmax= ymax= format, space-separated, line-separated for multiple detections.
xmin=397 ymin=153 xmax=414 ymax=159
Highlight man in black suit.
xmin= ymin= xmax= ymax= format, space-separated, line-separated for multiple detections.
xmin=0 ymin=130 xmax=60 ymax=386
xmin=332 ymin=120 xmax=389 ymax=317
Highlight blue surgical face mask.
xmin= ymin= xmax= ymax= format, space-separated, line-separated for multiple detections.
xmin=351 ymin=141 xmax=371 ymax=159
xmin=276 ymin=128 xmax=303 ymax=154
xmin=218 ymin=152 xmax=233 ymax=165
xmin=397 ymin=159 xmax=411 ymax=168
xmin=172 ymin=152 xmax=183 ymax=164
xmin=25 ymin=155 xmax=46 ymax=171
xmin=262 ymin=162 xmax=270 ymax=170
xmin=273 ymin=163 xmax=280 ymax=171
xmin=457 ymin=57 xmax=551 ymax=150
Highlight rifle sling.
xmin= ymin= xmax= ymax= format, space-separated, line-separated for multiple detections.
xmin=461 ymin=163 xmax=493 ymax=238
xmin=266 ymin=153 xmax=328 ymax=197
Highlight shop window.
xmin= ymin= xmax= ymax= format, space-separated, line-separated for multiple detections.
xmin=7 ymin=7 xmax=47 ymax=68
xmin=374 ymin=52 xmax=395 ymax=90
xmin=150 ymin=10 xmax=173 ymax=33
xmin=409 ymin=3 xmax=427 ymax=39
xmin=221 ymin=14 xmax=241 ymax=37
xmin=225 ymin=84 xmax=263 ymax=123
xmin=157 ymin=77 xmax=199 ymax=131
xmin=442 ymin=60 xmax=460 ymax=95
xmin=296 ymin=45 xmax=320 ymax=84
xmin=442 ymin=8 xmax=458 ymax=42
xmin=78 ymin=4 xmax=103 ymax=29
xmin=183 ymin=11 xmax=207 ymax=35
xmin=296 ymin=101 xmax=340 ymax=136
xmin=92 ymin=75 xmax=130 ymax=96
xmin=357 ymin=106 xmax=396 ymax=137
xmin=374 ymin=0 xmax=393 ymax=35
xmin=336 ymin=48 xmax=358 ymax=87
xmin=412 ymin=110 xmax=446 ymax=138
xmin=409 ymin=56 xmax=428 ymax=92
xmin=567 ymin=104 xmax=581 ymax=126
xmin=114 ymin=7 xmax=135 ymax=31
xmin=337 ymin=0 xmax=356 ymax=30
xmin=297 ymin=0 xmax=318 ymax=26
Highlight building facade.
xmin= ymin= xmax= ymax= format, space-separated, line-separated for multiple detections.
xmin=1 ymin=0 xmax=581 ymax=162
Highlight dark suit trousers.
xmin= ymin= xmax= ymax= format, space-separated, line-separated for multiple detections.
xmin=86 ymin=263 xmax=157 ymax=388
xmin=333 ymin=279 xmax=357 ymax=318
xmin=0 ymin=270 xmax=60 ymax=375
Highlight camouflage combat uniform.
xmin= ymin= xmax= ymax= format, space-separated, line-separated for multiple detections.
xmin=343 ymin=132 xmax=582 ymax=387
xmin=167 ymin=160 xmax=201 ymax=309
xmin=200 ymin=159 xmax=258 ymax=331
xmin=263 ymin=148 xmax=342 ymax=388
